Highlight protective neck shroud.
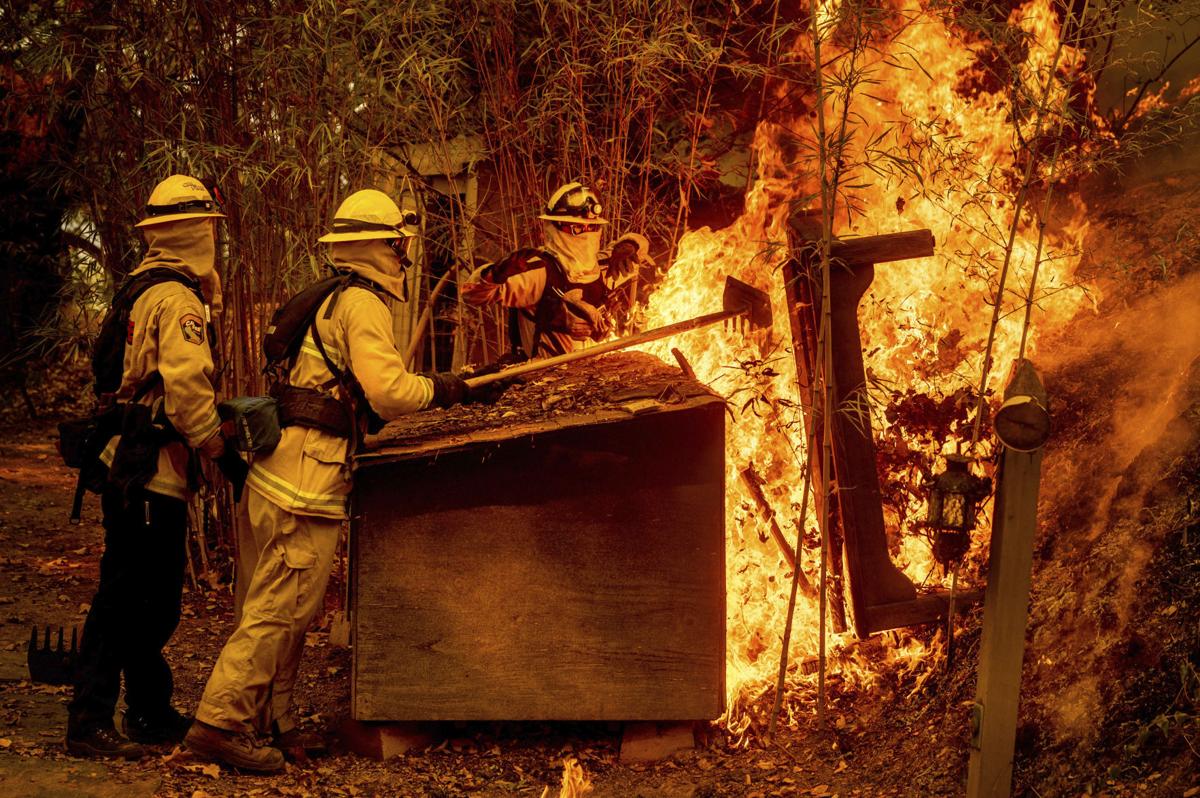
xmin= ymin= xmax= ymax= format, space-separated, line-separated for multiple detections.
xmin=329 ymin=239 xmax=408 ymax=302
xmin=135 ymin=219 xmax=222 ymax=314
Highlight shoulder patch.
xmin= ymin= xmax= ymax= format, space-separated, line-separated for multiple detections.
xmin=180 ymin=314 xmax=205 ymax=345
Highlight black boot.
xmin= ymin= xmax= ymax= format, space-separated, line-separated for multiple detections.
xmin=65 ymin=726 xmax=147 ymax=760
xmin=123 ymin=707 xmax=192 ymax=745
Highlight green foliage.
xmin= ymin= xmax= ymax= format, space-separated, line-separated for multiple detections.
xmin=1123 ymin=659 xmax=1200 ymax=756
xmin=5 ymin=0 xmax=791 ymax=393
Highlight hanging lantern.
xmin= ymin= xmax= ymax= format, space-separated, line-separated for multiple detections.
xmin=924 ymin=454 xmax=992 ymax=566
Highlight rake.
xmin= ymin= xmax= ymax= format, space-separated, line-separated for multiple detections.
xmin=465 ymin=275 xmax=773 ymax=389
xmin=27 ymin=625 xmax=78 ymax=685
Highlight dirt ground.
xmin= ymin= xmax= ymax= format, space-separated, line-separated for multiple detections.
xmin=0 ymin=420 xmax=933 ymax=798
xmin=0 ymin=418 xmax=1194 ymax=798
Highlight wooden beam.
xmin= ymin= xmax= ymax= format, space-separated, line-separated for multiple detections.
xmin=967 ymin=361 xmax=1047 ymax=798
xmin=829 ymin=229 xmax=935 ymax=267
xmin=787 ymin=213 xmax=935 ymax=267
xmin=863 ymin=589 xmax=983 ymax=633
xmin=782 ymin=246 xmax=921 ymax=638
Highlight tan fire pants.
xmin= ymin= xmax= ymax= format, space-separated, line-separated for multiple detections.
xmin=195 ymin=490 xmax=339 ymax=735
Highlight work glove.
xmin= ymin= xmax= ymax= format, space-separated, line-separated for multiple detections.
xmin=604 ymin=232 xmax=653 ymax=287
xmin=422 ymin=371 xmax=470 ymax=409
xmin=457 ymin=360 xmax=522 ymax=405
xmin=464 ymin=379 xmax=511 ymax=405
xmin=215 ymin=439 xmax=249 ymax=503
xmin=560 ymin=288 xmax=610 ymax=340
xmin=199 ymin=429 xmax=226 ymax=459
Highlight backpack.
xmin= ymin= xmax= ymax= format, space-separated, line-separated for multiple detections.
xmin=262 ymin=273 xmax=352 ymax=370
xmin=220 ymin=269 xmax=387 ymax=460
xmin=92 ymin=267 xmax=205 ymax=398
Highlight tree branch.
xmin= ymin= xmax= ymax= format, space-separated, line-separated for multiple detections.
xmin=1113 ymin=31 xmax=1200 ymax=135
xmin=61 ymin=231 xmax=104 ymax=263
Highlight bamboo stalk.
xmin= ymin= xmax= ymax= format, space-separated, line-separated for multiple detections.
xmin=405 ymin=267 xmax=456 ymax=369
xmin=969 ymin=0 xmax=1089 ymax=449
xmin=768 ymin=432 xmax=816 ymax=738
xmin=811 ymin=0 xmax=835 ymax=728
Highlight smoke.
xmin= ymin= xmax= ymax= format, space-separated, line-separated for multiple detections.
xmin=1024 ymin=269 xmax=1200 ymax=748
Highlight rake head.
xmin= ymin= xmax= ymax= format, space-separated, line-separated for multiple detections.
xmin=722 ymin=276 xmax=773 ymax=330
xmin=27 ymin=625 xmax=78 ymax=686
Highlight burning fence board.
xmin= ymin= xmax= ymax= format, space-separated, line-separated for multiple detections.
xmin=351 ymin=352 xmax=726 ymax=721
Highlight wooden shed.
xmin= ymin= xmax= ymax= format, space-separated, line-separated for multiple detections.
xmin=350 ymin=353 xmax=726 ymax=721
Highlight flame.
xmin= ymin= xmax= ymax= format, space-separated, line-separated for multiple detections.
xmin=541 ymin=757 xmax=592 ymax=798
xmin=634 ymin=0 xmax=1095 ymax=739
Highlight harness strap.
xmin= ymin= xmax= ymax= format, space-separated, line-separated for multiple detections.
xmin=309 ymin=302 xmax=367 ymax=473
xmin=529 ymin=250 xmax=602 ymax=358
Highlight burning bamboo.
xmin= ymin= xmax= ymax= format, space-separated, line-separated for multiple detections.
xmin=738 ymin=464 xmax=808 ymax=590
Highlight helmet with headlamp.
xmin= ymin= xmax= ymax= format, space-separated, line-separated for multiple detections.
xmin=538 ymin=182 xmax=608 ymax=234
xmin=318 ymin=190 xmax=419 ymax=243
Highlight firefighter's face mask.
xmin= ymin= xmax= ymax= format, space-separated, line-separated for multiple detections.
xmin=543 ymin=221 xmax=602 ymax=284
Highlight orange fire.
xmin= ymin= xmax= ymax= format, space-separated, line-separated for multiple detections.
xmin=635 ymin=0 xmax=1095 ymax=738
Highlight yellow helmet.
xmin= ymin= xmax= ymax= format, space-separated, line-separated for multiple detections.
xmin=135 ymin=174 xmax=226 ymax=228
xmin=538 ymin=182 xmax=608 ymax=225
xmin=318 ymin=189 xmax=419 ymax=243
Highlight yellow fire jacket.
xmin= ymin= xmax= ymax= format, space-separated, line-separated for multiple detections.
xmin=99 ymin=222 xmax=224 ymax=501
xmin=245 ymin=243 xmax=435 ymax=520
xmin=462 ymin=232 xmax=648 ymax=357
xmin=462 ymin=258 xmax=579 ymax=356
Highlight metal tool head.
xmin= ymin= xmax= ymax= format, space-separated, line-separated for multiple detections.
xmin=28 ymin=625 xmax=78 ymax=685
xmin=722 ymin=276 xmax=773 ymax=330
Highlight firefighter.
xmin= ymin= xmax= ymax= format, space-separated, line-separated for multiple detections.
xmin=66 ymin=175 xmax=228 ymax=759
xmin=185 ymin=189 xmax=471 ymax=772
xmin=462 ymin=181 xmax=653 ymax=359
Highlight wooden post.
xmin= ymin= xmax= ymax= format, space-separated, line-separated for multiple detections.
xmin=967 ymin=359 xmax=1049 ymax=798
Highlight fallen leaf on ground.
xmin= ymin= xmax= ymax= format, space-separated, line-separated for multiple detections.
xmin=159 ymin=745 xmax=186 ymax=764
xmin=182 ymin=762 xmax=221 ymax=779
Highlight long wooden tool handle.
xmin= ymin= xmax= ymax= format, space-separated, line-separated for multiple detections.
xmin=464 ymin=308 xmax=739 ymax=388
